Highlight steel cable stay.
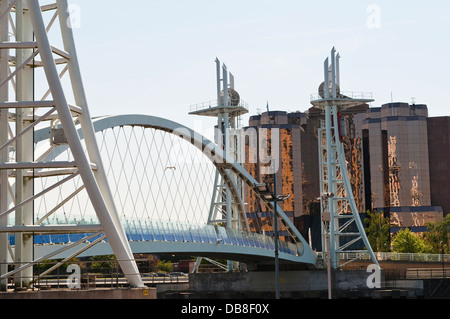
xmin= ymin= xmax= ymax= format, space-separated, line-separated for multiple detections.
xmin=130 ymin=126 xmax=150 ymax=221
xmin=137 ymin=129 xmax=157 ymax=221
xmin=93 ymin=125 xmax=215 ymax=228
xmin=119 ymin=127 xmax=141 ymax=222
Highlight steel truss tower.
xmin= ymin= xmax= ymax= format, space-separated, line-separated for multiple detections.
xmin=311 ymin=48 xmax=380 ymax=270
xmin=0 ymin=0 xmax=143 ymax=289
xmin=189 ymin=58 xmax=249 ymax=271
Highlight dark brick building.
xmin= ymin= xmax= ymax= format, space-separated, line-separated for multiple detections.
xmin=427 ymin=117 xmax=450 ymax=216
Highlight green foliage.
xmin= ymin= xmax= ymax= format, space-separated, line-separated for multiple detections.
xmin=423 ymin=214 xmax=450 ymax=254
xmin=392 ymin=228 xmax=431 ymax=254
xmin=35 ymin=258 xmax=80 ymax=276
xmin=364 ymin=210 xmax=391 ymax=252
xmin=156 ymin=260 xmax=173 ymax=273
xmin=89 ymin=255 xmax=117 ymax=273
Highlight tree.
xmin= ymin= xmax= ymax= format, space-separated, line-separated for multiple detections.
xmin=90 ymin=255 xmax=117 ymax=274
xmin=423 ymin=214 xmax=450 ymax=254
xmin=392 ymin=228 xmax=430 ymax=253
xmin=364 ymin=210 xmax=391 ymax=252
xmin=156 ymin=260 xmax=173 ymax=273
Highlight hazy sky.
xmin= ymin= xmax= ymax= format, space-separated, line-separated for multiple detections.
xmin=68 ymin=0 xmax=450 ymax=131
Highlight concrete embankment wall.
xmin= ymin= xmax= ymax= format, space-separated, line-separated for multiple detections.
xmin=190 ymin=270 xmax=373 ymax=293
xmin=185 ymin=270 xmax=428 ymax=299
xmin=0 ymin=287 xmax=156 ymax=299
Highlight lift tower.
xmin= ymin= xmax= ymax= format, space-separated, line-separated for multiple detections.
xmin=0 ymin=0 xmax=143 ymax=289
xmin=189 ymin=58 xmax=249 ymax=271
xmin=311 ymin=48 xmax=379 ymax=270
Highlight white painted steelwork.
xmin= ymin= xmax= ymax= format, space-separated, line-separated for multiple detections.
xmin=311 ymin=48 xmax=379 ymax=270
xmin=0 ymin=0 xmax=143 ymax=288
xmin=31 ymin=114 xmax=317 ymax=269
xmin=189 ymin=59 xmax=249 ymax=272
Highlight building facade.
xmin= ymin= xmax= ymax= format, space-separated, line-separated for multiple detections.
xmin=360 ymin=103 xmax=431 ymax=210
xmin=359 ymin=103 xmax=443 ymax=234
xmin=244 ymin=102 xmax=447 ymax=248
xmin=244 ymin=111 xmax=319 ymax=239
xmin=427 ymin=117 xmax=450 ymax=215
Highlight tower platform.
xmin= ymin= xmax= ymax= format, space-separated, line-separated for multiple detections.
xmin=189 ymin=99 xmax=249 ymax=118
xmin=310 ymin=91 xmax=374 ymax=110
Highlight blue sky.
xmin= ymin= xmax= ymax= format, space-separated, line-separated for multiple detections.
xmin=68 ymin=0 xmax=450 ymax=130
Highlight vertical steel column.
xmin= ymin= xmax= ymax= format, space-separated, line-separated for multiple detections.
xmin=322 ymin=56 xmax=340 ymax=268
xmin=0 ymin=0 xmax=10 ymax=291
xmin=221 ymin=64 xmax=234 ymax=272
xmin=216 ymin=57 xmax=221 ymax=105
xmin=324 ymin=105 xmax=338 ymax=269
xmin=14 ymin=0 xmax=34 ymax=289
xmin=329 ymin=48 xmax=339 ymax=268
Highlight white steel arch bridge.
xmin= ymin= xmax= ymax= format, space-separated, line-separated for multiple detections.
xmin=22 ymin=114 xmax=317 ymax=270
xmin=0 ymin=1 xmax=317 ymax=289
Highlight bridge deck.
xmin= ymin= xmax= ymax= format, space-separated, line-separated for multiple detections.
xmin=16 ymin=222 xmax=317 ymax=267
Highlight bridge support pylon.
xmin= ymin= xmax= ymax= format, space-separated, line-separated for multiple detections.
xmin=311 ymin=48 xmax=379 ymax=270
xmin=189 ymin=58 xmax=249 ymax=272
xmin=0 ymin=0 xmax=143 ymax=288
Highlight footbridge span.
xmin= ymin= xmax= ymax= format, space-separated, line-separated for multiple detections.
xmin=3 ymin=114 xmax=317 ymax=287
xmin=0 ymin=0 xmax=317 ymax=289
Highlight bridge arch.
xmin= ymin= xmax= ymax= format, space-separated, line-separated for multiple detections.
xmin=33 ymin=114 xmax=317 ymax=267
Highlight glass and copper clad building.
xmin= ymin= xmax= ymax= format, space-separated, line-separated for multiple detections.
xmin=244 ymin=103 xmax=448 ymax=251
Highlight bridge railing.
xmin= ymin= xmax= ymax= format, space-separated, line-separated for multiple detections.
xmin=189 ymin=99 xmax=249 ymax=113
xmin=124 ymin=220 xmax=302 ymax=256
xmin=1 ymin=258 xmax=188 ymax=292
xmin=17 ymin=220 xmax=302 ymax=257
xmin=316 ymin=251 xmax=450 ymax=263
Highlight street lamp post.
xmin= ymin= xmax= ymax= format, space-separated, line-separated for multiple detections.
xmin=273 ymin=194 xmax=280 ymax=300
xmin=321 ymin=192 xmax=333 ymax=300
xmin=441 ymin=241 xmax=445 ymax=278
xmin=255 ymin=183 xmax=290 ymax=299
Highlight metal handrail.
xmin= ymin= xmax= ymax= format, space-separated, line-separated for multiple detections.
xmin=317 ymin=251 xmax=450 ymax=263
xmin=190 ymin=99 xmax=249 ymax=113
xmin=310 ymin=91 xmax=373 ymax=102
xmin=17 ymin=219 xmax=302 ymax=257
xmin=1 ymin=258 xmax=188 ymax=292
